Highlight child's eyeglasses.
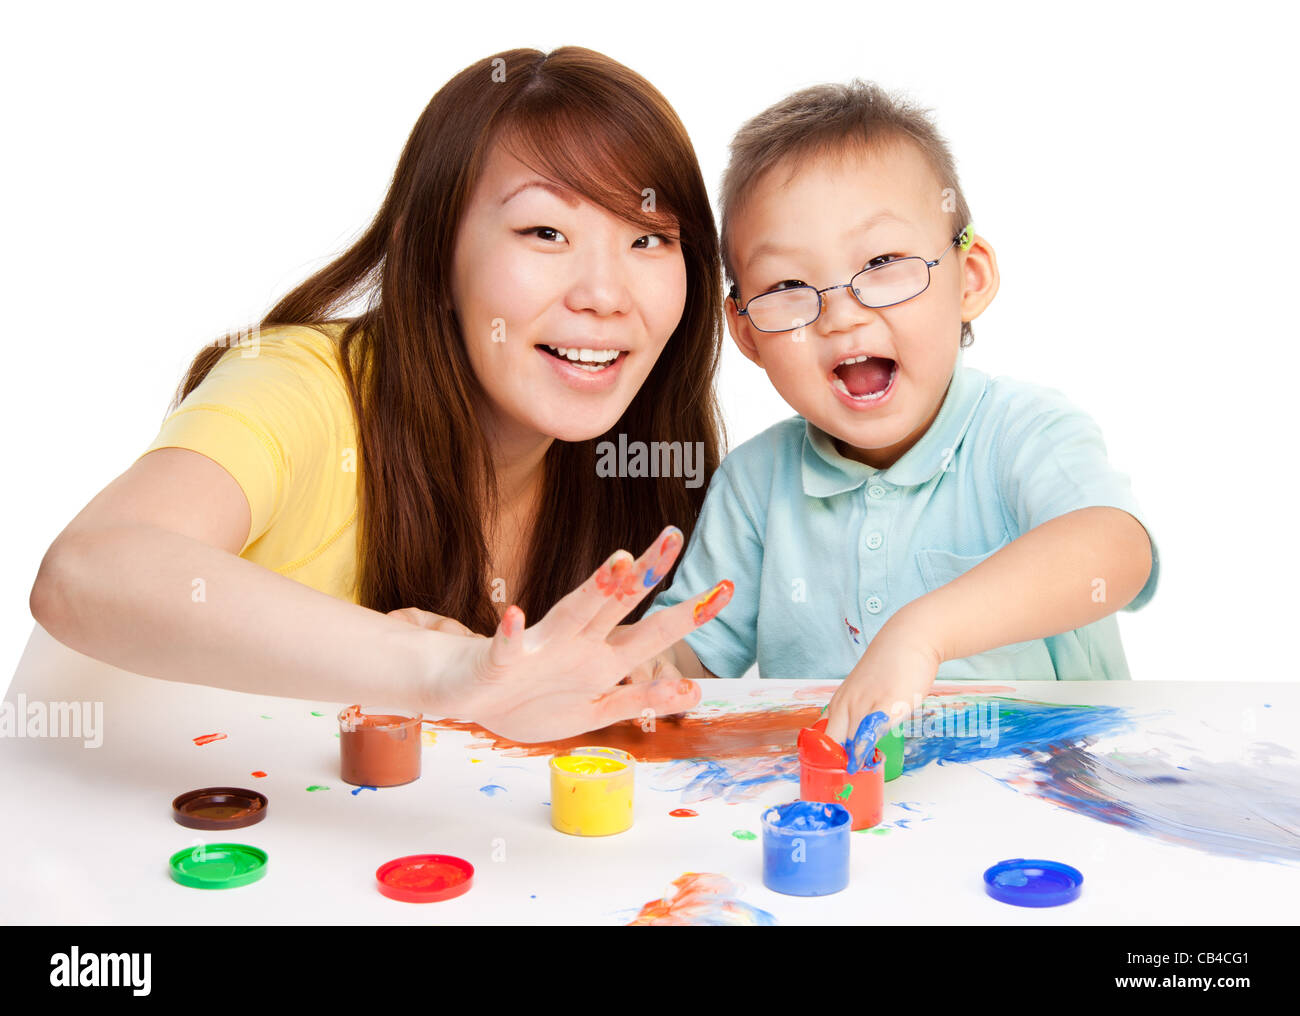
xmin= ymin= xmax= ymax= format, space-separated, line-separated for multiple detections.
xmin=731 ymin=224 xmax=973 ymax=334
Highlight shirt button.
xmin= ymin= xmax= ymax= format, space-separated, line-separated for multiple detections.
xmin=865 ymin=596 xmax=883 ymax=614
xmin=867 ymin=484 xmax=886 ymax=499
xmin=866 ymin=531 xmax=883 ymax=550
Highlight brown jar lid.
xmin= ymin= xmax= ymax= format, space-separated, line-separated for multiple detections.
xmin=172 ymin=787 xmax=269 ymax=830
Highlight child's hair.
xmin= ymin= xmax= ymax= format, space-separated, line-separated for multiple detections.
xmin=720 ymin=79 xmax=975 ymax=348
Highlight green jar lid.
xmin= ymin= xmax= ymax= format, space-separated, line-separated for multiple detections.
xmin=168 ymin=843 xmax=268 ymax=889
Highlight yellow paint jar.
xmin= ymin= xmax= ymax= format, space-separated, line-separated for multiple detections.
xmin=549 ymin=746 xmax=635 ymax=836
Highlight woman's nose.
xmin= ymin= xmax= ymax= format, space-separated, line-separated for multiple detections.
xmin=565 ymin=243 xmax=633 ymax=317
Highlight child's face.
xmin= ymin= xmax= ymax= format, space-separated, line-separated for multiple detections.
xmin=452 ymin=142 xmax=687 ymax=449
xmin=726 ymin=140 xmax=996 ymax=469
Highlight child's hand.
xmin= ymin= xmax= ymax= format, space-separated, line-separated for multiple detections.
xmin=823 ymin=617 xmax=942 ymax=745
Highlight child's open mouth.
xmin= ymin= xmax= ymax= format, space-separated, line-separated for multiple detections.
xmin=536 ymin=343 xmax=626 ymax=373
xmin=831 ymin=354 xmax=897 ymax=403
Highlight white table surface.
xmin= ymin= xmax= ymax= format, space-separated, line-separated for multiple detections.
xmin=3 ymin=623 xmax=1298 ymax=925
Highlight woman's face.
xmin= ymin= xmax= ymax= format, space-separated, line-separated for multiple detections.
xmin=451 ymin=142 xmax=688 ymax=446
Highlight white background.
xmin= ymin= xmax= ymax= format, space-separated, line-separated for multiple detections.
xmin=3 ymin=0 xmax=1297 ymax=683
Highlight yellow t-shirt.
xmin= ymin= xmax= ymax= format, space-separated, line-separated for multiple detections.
xmin=136 ymin=322 xmax=362 ymax=603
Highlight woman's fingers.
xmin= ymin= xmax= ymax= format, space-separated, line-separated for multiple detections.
xmin=581 ymin=526 xmax=684 ymax=638
xmin=607 ymin=579 xmax=733 ymax=665
xmin=587 ymin=673 xmax=702 ymax=729
xmin=621 ymin=654 xmax=681 ymax=685
xmin=528 ymin=549 xmax=635 ymax=645
xmin=487 ymin=605 xmax=527 ymax=668
xmin=532 ymin=525 xmax=683 ymax=644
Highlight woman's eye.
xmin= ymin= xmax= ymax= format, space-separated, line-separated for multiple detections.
xmin=767 ymin=279 xmax=807 ymax=293
xmin=632 ymin=233 xmax=673 ymax=249
xmin=866 ymin=254 xmax=899 ymax=268
xmin=519 ymin=226 xmax=567 ymax=243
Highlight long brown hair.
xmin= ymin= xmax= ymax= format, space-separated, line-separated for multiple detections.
xmin=169 ymin=47 xmax=724 ymax=634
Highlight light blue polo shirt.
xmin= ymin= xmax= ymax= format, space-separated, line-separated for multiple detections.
xmin=646 ymin=348 xmax=1160 ymax=680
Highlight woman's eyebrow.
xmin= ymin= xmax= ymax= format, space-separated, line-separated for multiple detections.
xmin=500 ymin=180 xmax=580 ymax=208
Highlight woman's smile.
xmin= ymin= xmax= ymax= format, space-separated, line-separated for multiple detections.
xmin=534 ymin=342 xmax=629 ymax=390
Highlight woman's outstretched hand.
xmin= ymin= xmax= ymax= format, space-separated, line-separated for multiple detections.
xmin=423 ymin=525 xmax=732 ymax=743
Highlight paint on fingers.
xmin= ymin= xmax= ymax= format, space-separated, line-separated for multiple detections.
xmin=500 ymin=605 xmax=524 ymax=641
xmin=643 ymin=527 xmax=684 ymax=588
xmin=595 ymin=551 xmax=640 ymax=599
xmin=693 ymin=580 xmax=734 ymax=626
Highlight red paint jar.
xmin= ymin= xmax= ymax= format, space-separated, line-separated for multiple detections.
xmin=799 ymin=745 xmax=884 ymax=831
xmin=338 ymin=705 xmax=423 ymax=787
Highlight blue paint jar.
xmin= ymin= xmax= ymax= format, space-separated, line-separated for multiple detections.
xmin=761 ymin=800 xmax=851 ymax=897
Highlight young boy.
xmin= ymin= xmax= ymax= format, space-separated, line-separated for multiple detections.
xmin=643 ymin=80 xmax=1159 ymax=743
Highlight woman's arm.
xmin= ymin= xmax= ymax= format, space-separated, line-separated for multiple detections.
xmin=29 ymin=447 xmax=460 ymax=707
xmin=30 ymin=448 xmax=718 ymax=740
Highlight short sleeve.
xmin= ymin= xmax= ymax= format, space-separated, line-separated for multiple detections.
xmin=136 ymin=334 xmax=334 ymax=554
xmin=644 ymin=461 xmax=765 ymax=677
xmin=995 ymin=388 xmax=1159 ymax=612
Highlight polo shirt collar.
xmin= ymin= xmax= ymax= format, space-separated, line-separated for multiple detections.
xmin=800 ymin=348 xmax=988 ymax=496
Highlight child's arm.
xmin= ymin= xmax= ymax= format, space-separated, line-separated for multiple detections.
xmin=912 ymin=505 xmax=1151 ymax=663
xmin=823 ymin=506 xmax=1153 ymax=742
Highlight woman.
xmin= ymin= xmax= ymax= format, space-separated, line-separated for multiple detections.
xmin=28 ymin=47 xmax=731 ymax=742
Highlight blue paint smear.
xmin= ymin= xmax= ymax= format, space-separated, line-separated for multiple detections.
xmin=1009 ymin=746 xmax=1300 ymax=865
xmin=902 ymin=699 xmax=1134 ymax=770
xmin=350 ymin=785 xmax=377 ymax=795
xmin=896 ymin=801 xmax=924 ymax=812
xmin=845 ymin=711 xmax=890 ymax=774
xmin=651 ymin=698 xmax=1130 ymax=803
xmin=652 ymin=756 xmax=799 ymax=803
xmin=479 ymin=784 xmax=507 ymax=796
xmin=644 ymin=694 xmax=1300 ymax=866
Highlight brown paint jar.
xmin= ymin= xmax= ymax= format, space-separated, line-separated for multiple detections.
xmin=338 ymin=705 xmax=423 ymax=787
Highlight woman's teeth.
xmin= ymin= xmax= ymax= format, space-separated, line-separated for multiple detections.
xmin=541 ymin=344 xmax=622 ymax=371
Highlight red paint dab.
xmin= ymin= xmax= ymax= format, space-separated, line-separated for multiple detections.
xmin=669 ymin=808 xmax=698 ymax=818
xmin=250 ymin=770 xmax=267 ymax=778
xmin=797 ymin=722 xmax=847 ymax=769
xmin=192 ymin=732 xmax=228 ymax=746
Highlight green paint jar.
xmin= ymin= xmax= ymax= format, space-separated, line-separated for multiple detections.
xmin=876 ymin=726 xmax=905 ymax=781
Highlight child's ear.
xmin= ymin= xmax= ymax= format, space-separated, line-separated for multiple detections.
xmin=725 ymin=291 xmax=765 ymax=368
xmin=959 ymin=233 xmax=1000 ymax=324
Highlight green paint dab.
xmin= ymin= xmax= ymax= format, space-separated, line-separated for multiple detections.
xmin=731 ymin=830 xmax=757 ymax=841
xmin=310 ymin=711 xmax=324 ymax=717
xmin=837 ymin=784 xmax=854 ymax=800
xmin=306 ymin=784 xmax=330 ymax=792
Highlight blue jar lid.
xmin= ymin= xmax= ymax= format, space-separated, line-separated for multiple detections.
xmin=983 ymin=859 xmax=1083 ymax=907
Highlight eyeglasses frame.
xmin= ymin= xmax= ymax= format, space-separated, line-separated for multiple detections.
xmin=730 ymin=223 xmax=975 ymax=333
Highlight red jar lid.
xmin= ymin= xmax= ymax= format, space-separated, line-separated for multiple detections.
xmin=375 ymin=854 xmax=474 ymax=903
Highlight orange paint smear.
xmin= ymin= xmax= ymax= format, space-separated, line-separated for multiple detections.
xmin=192 ymin=732 xmax=227 ymax=746
xmin=429 ymin=703 xmax=823 ymax=763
